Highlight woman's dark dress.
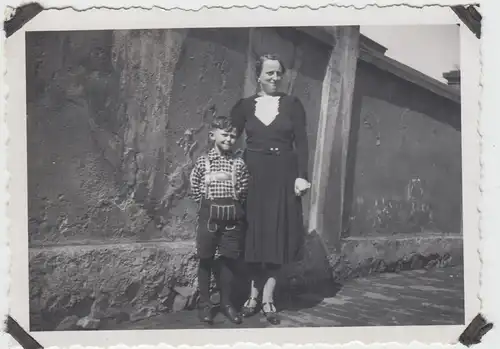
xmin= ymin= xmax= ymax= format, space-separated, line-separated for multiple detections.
xmin=230 ymin=93 xmax=309 ymax=265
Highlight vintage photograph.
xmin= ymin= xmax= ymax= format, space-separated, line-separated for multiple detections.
xmin=25 ymin=24 xmax=465 ymax=331
xmin=4 ymin=4 xmax=483 ymax=347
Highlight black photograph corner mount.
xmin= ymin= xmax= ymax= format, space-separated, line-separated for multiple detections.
xmin=458 ymin=313 xmax=494 ymax=347
xmin=5 ymin=315 xmax=44 ymax=349
xmin=451 ymin=4 xmax=482 ymax=39
xmin=4 ymin=2 xmax=44 ymax=38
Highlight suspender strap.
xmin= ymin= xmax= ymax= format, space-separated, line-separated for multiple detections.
xmin=231 ymin=156 xmax=238 ymax=201
xmin=204 ymin=156 xmax=212 ymax=200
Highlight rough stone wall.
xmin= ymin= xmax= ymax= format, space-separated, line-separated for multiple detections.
xmin=27 ymin=30 xmax=124 ymax=246
xmin=329 ymin=234 xmax=463 ymax=281
xmin=27 ymin=29 xmax=249 ymax=246
xmin=342 ymin=60 xmax=462 ymax=237
xmin=29 ymin=242 xmax=198 ymax=331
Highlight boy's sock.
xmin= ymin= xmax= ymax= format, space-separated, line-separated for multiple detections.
xmin=197 ymin=257 xmax=213 ymax=306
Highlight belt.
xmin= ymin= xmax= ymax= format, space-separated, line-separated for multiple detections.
xmin=246 ymin=147 xmax=291 ymax=156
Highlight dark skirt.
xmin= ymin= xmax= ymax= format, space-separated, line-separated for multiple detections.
xmin=243 ymin=149 xmax=305 ymax=265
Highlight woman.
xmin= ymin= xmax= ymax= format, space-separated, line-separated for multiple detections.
xmin=230 ymin=54 xmax=311 ymax=325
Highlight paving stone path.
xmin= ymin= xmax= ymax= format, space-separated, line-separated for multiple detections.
xmin=106 ymin=265 xmax=464 ymax=330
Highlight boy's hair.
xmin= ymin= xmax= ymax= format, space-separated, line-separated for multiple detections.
xmin=210 ymin=115 xmax=239 ymax=135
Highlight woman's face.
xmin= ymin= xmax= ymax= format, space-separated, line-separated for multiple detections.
xmin=258 ymin=59 xmax=283 ymax=95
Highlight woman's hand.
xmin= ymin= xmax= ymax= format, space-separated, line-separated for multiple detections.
xmin=294 ymin=178 xmax=311 ymax=196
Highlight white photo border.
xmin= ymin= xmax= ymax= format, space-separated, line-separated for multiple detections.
xmin=1 ymin=1 xmax=498 ymax=348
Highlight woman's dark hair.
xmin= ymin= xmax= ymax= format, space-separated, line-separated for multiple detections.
xmin=255 ymin=54 xmax=286 ymax=79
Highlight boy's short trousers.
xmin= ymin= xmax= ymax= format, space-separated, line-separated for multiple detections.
xmin=196 ymin=197 xmax=245 ymax=260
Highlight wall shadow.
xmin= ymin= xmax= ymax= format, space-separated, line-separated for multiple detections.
xmin=226 ymin=230 xmax=342 ymax=313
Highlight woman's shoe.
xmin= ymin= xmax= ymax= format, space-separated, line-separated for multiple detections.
xmin=241 ymin=297 xmax=259 ymax=318
xmin=261 ymin=302 xmax=280 ymax=325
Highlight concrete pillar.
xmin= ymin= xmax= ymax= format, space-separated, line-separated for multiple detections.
xmin=308 ymin=26 xmax=360 ymax=250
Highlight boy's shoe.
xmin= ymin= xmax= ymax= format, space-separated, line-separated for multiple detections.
xmin=221 ymin=304 xmax=242 ymax=324
xmin=198 ymin=304 xmax=214 ymax=324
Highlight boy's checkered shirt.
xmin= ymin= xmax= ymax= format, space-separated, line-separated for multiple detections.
xmin=189 ymin=148 xmax=249 ymax=203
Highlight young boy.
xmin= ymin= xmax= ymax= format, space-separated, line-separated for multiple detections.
xmin=189 ymin=115 xmax=249 ymax=325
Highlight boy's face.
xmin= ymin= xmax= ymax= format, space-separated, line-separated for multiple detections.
xmin=210 ymin=127 xmax=238 ymax=152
